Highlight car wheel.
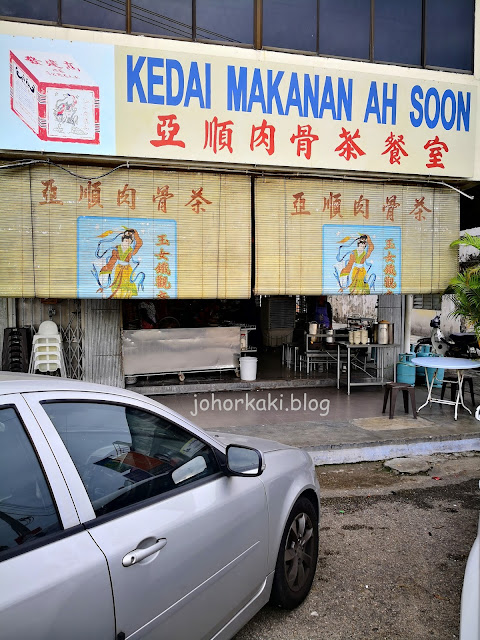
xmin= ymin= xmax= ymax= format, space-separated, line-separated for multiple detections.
xmin=270 ymin=496 xmax=319 ymax=610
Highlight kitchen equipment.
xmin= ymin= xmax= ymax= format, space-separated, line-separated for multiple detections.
xmin=388 ymin=323 xmax=395 ymax=344
xmin=378 ymin=321 xmax=389 ymax=345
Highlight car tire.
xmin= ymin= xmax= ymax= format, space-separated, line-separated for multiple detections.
xmin=270 ymin=496 xmax=319 ymax=610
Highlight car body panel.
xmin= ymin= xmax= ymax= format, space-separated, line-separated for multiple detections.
xmin=0 ymin=392 xmax=115 ymax=640
xmin=1 ymin=531 xmax=115 ymax=640
xmin=460 ymin=517 xmax=480 ymax=640
xmin=259 ymin=448 xmax=320 ymax=571
xmin=0 ymin=373 xmax=320 ymax=640
xmin=24 ymin=388 xmax=271 ymax=640
xmin=87 ymin=474 xmax=269 ymax=640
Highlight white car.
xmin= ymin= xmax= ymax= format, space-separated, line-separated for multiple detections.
xmin=0 ymin=372 xmax=320 ymax=640
xmin=460 ymin=513 xmax=480 ymax=640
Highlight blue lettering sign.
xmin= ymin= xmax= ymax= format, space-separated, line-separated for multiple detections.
xmin=266 ymin=70 xmax=285 ymax=116
xmin=247 ymin=68 xmax=266 ymax=112
xmin=227 ymin=65 xmax=247 ymax=111
xmin=165 ymin=59 xmax=184 ymax=106
xmin=147 ymin=57 xmax=164 ymax=105
xmin=127 ymin=55 xmax=146 ymax=103
xmin=410 ymin=85 xmax=471 ymax=131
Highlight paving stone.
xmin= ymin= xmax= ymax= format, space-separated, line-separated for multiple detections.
xmin=383 ymin=456 xmax=434 ymax=474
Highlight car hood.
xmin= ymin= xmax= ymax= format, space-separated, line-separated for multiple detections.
xmin=209 ymin=431 xmax=294 ymax=453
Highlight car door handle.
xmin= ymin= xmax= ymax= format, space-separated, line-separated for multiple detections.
xmin=122 ymin=538 xmax=167 ymax=567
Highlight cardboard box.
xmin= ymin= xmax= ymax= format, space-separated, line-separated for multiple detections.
xmin=10 ymin=49 xmax=100 ymax=144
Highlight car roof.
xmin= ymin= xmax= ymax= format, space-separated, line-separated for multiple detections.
xmin=0 ymin=372 xmax=142 ymax=400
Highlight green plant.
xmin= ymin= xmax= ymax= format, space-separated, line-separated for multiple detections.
xmin=448 ymin=234 xmax=480 ymax=342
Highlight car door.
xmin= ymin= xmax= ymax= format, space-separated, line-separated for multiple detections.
xmin=0 ymin=394 xmax=115 ymax=640
xmin=27 ymin=390 xmax=269 ymax=640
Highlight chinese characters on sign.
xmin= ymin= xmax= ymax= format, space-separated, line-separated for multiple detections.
xmin=154 ymin=234 xmax=171 ymax=299
xmin=383 ymin=238 xmax=397 ymax=294
xmin=153 ymin=185 xmax=174 ymax=213
xmin=79 ymin=180 xmax=103 ymax=209
xmin=39 ymin=179 xmax=63 ymax=205
xmin=39 ymin=179 xmax=215 ymax=217
xmin=291 ymin=192 xmax=310 ymax=215
xmin=290 ymin=189 xmax=428 ymax=224
xmin=185 ymin=188 xmax=212 ymax=214
xmin=382 ymin=133 xmax=408 ymax=165
xmin=150 ymin=115 xmax=185 ymax=148
xmin=204 ymin=117 xmax=234 ymax=154
xmin=409 ymin=196 xmax=431 ymax=222
xmin=424 ymin=136 xmax=449 ymax=169
xmin=290 ymin=125 xmax=319 ymax=160
xmin=145 ymin=112 xmax=453 ymax=171
xmin=383 ymin=195 xmax=400 ymax=222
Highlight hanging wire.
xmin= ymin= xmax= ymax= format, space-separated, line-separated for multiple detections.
xmin=0 ymin=159 xmax=129 ymax=180
xmin=0 ymin=158 xmax=475 ymax=199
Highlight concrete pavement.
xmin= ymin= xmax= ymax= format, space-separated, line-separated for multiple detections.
xmin=149 ymin=381 xmax=480 ymax=465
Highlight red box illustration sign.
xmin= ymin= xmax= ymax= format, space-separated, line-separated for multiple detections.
xmin=10 ymin=50 xmax=100 ymax=144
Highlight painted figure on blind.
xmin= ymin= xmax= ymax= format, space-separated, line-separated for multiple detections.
xmin=335 ymin=234 xmax=375 ymax=294
xmin=93 ymin=228 xmax=145 ymax=298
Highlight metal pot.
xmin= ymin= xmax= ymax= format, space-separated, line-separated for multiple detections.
xmin=378 ymin=322 xmax=389 ymax=345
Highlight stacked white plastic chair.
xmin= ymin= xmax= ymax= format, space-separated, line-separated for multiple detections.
xmin=29 ymin=320 xmax=66 ymax=376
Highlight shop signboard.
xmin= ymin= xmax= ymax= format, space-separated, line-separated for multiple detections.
xmin=0 ymin=21 xmax=476 ymax=178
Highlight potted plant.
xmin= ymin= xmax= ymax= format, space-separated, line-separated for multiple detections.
xmin=448 ymin=233 xmax=480 ymax=344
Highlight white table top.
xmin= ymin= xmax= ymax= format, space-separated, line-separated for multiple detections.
xmin=410 ymin=356 xmax=480 ymax=370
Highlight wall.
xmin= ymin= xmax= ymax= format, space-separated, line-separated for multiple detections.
xmin=330 ymin=295 xmax=377 ymax=324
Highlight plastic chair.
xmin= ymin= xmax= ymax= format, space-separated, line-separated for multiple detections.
xmin=441 ymin=376 xmax=475 ymax=405
xmin=28 ymin=321 xmax=66 ymax=376
xmin=37 ymin=320 xmax=60 ymax=336
xmin=34 ymin=354 xmax=62 ymax=373
xmin=382 ymin=382 xmax=417 ymax=419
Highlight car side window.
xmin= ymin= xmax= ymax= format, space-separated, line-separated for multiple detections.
xmin=0 ymin=406 xmax=62 ymax=558
xmin=42 ymin=401 xmax=220 ymax=517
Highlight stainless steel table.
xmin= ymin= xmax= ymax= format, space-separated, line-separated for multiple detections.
xmin=411 ymin=356 xmax=480 ymax=420
xmin=304 ymin=332 xmax=339 ymax=373
xmin=336 ymin=342 xmax=399 ymax=395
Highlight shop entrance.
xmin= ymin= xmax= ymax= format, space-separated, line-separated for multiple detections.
xmin=121 ymin=295 xmax=380 ymax=388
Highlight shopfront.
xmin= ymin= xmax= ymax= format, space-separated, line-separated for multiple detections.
xmin=0 ymin=19 xmax=474 ymax=387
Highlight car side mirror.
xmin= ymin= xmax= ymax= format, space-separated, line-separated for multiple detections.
xmin=226 ymin=445 xmax=264 ymax=477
